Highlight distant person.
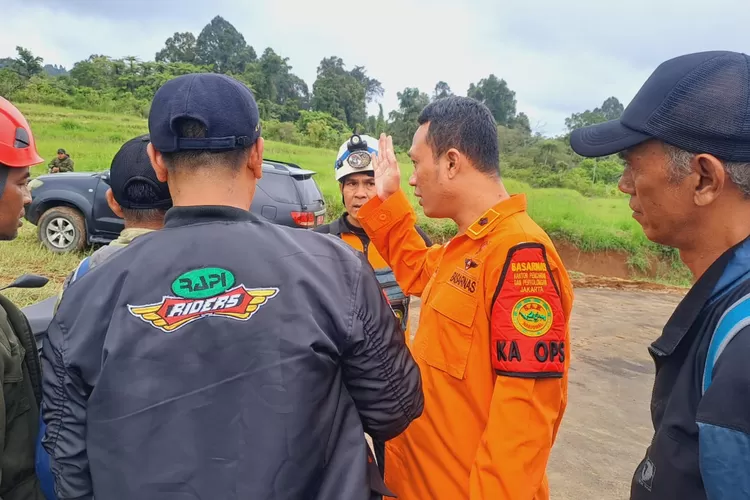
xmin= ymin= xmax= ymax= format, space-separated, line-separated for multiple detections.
xmin=357 ymin=96 xmax=574 ymax=499
xmin=40 ymin=73 xmax=423 ymax=500
xmin=315 ymin=133 xmax=433 ymax=478
xmin=47 ymin=149 xmax=73 ymax=173
xmin=0 ymin=96 xmax=45 ymax=499
xmin=58 ymin=134 xmax=172 ymax=296
xmin=570 ymin=50 xmax=750 ymax=500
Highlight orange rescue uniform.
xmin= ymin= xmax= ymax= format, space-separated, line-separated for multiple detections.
xmin=358 ymin=189 xmax=574 ymax=500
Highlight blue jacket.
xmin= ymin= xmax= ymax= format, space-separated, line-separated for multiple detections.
xmin=40 ymin=206 xmax=423 ymax=500
xmin=631 ymin=237 xmax=750 ymax=499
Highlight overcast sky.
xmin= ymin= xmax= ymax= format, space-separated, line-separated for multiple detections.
xmin=0 ymin=0 xmax=746 ymax=135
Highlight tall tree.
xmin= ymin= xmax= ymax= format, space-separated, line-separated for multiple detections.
xmin=509 ymin=112 xmax=531 ymax=134
xmin=12 ymin=46 xmax=43 ymax=79
xmin=388 ymin=87 xmax=430 ymax=148
xmin=467 ymin=74 xmax=517 ymax=126
xmin=433 ymin=81 xmax=453 ymax=100
xmin=155 ymin=32 xmax=197 ymax=64
xmin=565 ymin=96 xmax=624 ymax=131
xmin=376 ymin=104 xmax=386 ymax=133
xmin=350 ymin=65 xmax=384 ymax=103
xmin=310 ymin=56 xmax=367 ymax=131
xmin=195 ymin=16 xmax=257 ymax=74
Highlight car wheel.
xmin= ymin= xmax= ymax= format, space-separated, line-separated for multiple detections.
xmin=37 ymin=207 xmax=87 ymax=253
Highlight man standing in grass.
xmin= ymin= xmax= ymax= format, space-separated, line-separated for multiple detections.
xmin=357 ymin=96 xmax=574 ymax=499
xmin=570 ymin=50 xmax=750 ymax=500
xmin=0 ymin=96 xmax=45 ymax=499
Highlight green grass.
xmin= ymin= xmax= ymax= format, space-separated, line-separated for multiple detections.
xmin=0 ymin=103 xmax=691 ymax=307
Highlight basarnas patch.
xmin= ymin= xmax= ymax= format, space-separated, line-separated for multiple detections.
xmin=128 ymin=267 xmax=279 ymax=333
xmin=490 ymin=243 xmax=566 ymax=378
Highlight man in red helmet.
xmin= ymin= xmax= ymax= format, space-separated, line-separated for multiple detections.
xmin=0 ymin=96 xmax=45 ymax=499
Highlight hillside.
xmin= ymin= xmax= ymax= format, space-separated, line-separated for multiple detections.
xmin=14 ymin=103 xmax=691 ymax=290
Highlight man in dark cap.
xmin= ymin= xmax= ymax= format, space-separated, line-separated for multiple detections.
xmin=57 ymin=134 xmax=172 ymax=293
xmin=40 ymin=73 xmax=422 ymax=500
xmin=47 ymin=149 xmax=73 ymax=173
xmin=570 ymin=50 xmax=750 ymax=500
xmin=37 ymin=134 xmax=173 ymax=499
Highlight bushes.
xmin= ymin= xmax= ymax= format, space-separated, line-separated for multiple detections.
xmin=262 ymin=110 xmax=349 ymax=150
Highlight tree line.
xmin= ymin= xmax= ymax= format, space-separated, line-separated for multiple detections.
xmin=0 ymin=15 xmax=628 ymax=197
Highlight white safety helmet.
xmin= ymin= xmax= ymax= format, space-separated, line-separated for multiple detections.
xmin=334 ymin=134 xmax=379 ymax=182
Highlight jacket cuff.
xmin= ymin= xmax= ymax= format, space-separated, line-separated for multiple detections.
xmin=358 ymin=190 xmax=414 ymax=233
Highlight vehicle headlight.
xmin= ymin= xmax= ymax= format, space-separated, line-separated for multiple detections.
xmin=28 ymin=179 xmax=43 ymax=192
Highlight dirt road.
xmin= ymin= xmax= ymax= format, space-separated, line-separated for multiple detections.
xmin=407 ymin=286 xmax=684 ymax=500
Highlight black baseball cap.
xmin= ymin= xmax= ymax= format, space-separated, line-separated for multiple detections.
xmin=109 ymin=135 xmax=172 ymax=210
xmin=148 ymin=73 xmax=261 ymax=154
xmin=570 ymin=51 xmax=750 ymax=162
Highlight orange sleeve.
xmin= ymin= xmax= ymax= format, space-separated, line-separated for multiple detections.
xmin=469 ymin=376 xmax=564 ymax=499
xmin=469 ymin=244 xmax=570 ymax=499
xmin=358 ymin=189 xmax=443 ymax=297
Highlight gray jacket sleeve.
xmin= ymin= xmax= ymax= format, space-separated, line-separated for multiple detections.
xmin=41 ymin=314 xmax=93 ymax=499
xmin=341 ymin=256 xmax=424 ymax=441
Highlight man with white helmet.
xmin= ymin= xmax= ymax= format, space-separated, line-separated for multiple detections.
xmin=316 ymin=134 xmax=432 ymax=481
xmin=316 ymin=134 xmax=432 ymax=337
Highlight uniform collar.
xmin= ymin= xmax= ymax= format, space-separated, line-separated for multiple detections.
xmin=164 ymin=205 xmax=257 ymax=228
xmin=464 ymin=194 xmax=527 ymax=240
xmin=339 ymin=212 xmax=367 ymax=237
xmin=113 ymin=227 xmax=156 ymax=246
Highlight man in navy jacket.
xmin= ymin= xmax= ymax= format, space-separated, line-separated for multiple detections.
xmin=571 ymin=50 xmax=750 ymax=499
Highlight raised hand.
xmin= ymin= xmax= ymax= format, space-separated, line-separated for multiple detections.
xmin=372 ymin=133 xmax=401 ymax=201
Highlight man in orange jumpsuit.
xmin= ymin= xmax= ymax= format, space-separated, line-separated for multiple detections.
xmin=357 ymin=96 xmax=574 ymax=499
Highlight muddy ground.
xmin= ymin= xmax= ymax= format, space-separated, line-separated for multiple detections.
xmin=406 ymin=281 xmax=685 ymax=500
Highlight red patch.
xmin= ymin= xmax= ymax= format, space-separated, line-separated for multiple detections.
xmin=490 ymin=243 xmax=566 ymax=378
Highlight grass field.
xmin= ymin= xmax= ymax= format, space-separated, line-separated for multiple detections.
xmin=0 ymin=103 xmax=690 ymax=307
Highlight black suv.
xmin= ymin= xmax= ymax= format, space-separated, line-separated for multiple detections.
xmin=25 ymin=159 xmax=327 ymax=253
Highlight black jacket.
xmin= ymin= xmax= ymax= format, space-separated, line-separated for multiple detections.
xmin=0 ymin=293 xmax=44 ymax=500
xmin=631 ymin=237 xmax=750 ymax=499
xmin=41 ymin=206 xmax=423 ymax=500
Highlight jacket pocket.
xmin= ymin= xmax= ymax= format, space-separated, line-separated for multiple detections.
xmin=419 ymin=283 xmax=478 ymax=380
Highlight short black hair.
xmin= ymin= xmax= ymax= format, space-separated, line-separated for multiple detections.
xmin=417 ymin=96 xmax=499 ymax=175
xmin=161 ymin=119 xmax=253 ymax=172
xmin=119 ymin=182 xmax=168 ymax=224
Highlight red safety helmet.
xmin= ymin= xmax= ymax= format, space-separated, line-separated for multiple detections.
xmin=0 ymin=96 xmax=44 ymax=168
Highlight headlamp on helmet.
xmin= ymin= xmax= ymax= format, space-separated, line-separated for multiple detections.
xmin=335 ymin=134 xmax=372 ymax=171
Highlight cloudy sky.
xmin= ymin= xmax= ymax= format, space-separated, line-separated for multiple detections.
xmin=0 ymin=0 xmax=746 ymax=135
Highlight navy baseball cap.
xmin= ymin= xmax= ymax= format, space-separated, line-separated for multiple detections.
xmin=109 ymin=135 xmax=172 ymax=210
xmin=148 ymin=73 xmax=261 ymax=153
xmin=571 ymin=51 xmax=750 ymax=162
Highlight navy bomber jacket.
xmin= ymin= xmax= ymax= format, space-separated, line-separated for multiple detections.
xmin=631 ymin=236 xmax=750 ymax=500
xmin=40 ymin=206 xmax=424 ymax=500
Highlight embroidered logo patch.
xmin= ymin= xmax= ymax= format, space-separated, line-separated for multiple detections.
xmin=490 ymin=243 xmax=566 ymax=378
xmin=511 ymin=296 xmax=554 ymax=337
xmin=129 ymin=270 xmax=278 ymax=333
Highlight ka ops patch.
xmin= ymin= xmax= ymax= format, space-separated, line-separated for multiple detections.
xmin=128 ymin=267 xmax=278 ymax=333
xmin=490 ymin=243 xmax=566 ymax=378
